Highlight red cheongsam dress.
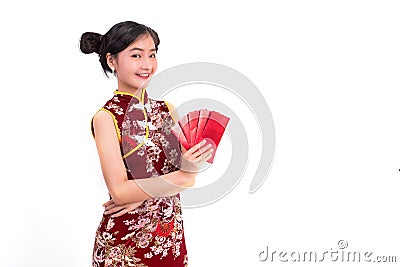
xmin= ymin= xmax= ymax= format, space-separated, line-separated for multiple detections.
xmin=90 ymin=88 xmax=189 ymax=267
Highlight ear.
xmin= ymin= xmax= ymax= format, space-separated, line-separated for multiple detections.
xmin=106 ymin=53 xmax=116 ymax=70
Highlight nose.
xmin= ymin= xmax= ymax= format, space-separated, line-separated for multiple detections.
xmin=141 ymin=57 xmax=152 ymax=71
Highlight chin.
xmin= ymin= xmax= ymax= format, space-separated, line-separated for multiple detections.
xmin=135 ymin=80 xmax=151 ymax=89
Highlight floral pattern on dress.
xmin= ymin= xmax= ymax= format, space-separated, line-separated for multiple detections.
xmin=92 ymin=89 xmax=188 ymax=267
xmin=93 ymin=196 xmax=187 ymax=267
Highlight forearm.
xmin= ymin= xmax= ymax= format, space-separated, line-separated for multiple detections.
xmin=111 ymin=170 xmax=196 ymax=205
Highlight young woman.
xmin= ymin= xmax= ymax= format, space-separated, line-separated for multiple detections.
xmin=80 ymin=21 xmax=213 ymax=267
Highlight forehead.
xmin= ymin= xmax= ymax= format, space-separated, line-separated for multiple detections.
xmin=125 ymin=34 xmax=156 ymax=51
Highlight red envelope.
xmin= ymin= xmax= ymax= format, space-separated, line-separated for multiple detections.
xmin=171 ymin=108 xmax=230 ymax=164
xmin=199 ymin=111 xmax=230 ymax=163
xmin=171 ymin=122 xmax=190 ymax=150
xmin=188 ymin=110 xmax=200 ymax=147
xmin=178 ymin=114 xmax=191 ymax=149
xmin=194 ymin=109 xmax=211 ymax=145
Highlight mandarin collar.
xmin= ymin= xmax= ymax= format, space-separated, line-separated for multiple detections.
xmin=113 ymin=87 xmax=148 ymax=103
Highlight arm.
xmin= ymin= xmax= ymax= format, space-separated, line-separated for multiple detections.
xmin=93 ymin=109 xmax=212 ymax=206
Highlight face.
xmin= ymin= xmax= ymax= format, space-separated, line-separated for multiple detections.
xmin=108 ymin=34 xmax=158 ymax=92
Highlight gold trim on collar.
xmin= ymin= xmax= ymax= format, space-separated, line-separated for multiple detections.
xmin=113 ymin=88 xmax=147 ymax=103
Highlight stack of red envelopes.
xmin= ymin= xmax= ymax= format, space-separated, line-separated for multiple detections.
xmin=171 ymin=109 xmax=230 ymax=163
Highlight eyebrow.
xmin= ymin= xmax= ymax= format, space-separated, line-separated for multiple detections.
xmin=129 ymin=47 xmax=157 ymax=52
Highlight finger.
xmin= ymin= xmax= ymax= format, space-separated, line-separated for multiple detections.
xmin=184 ymin=151 xmax=201 ymax=162
xmin=196 ymin=149 xmax=214 ymax=164
xmin=111 ymin=208 xmax=128 ymax=218
xmin=105 ymin=203 xmax=118 ymax=211
xmin=187 ymin=140 xmax=207 ymax=153
xmin=198 ymin=144 xmax=213 ymax=154
xmin=194 ymin=148 xmax=213 ymax=162
xmin=111 ymin=202 xmax=143 ymax=218
xmin=104 ymin=205 xmax=125 ymax=215
xmin=102 ymin=199 xmax=114 ymax=207
xmin=104 ymin=201 xmax=118 ymax=209
xmin=187 ymin=144 xmax=212 ymax=160
xmin=192 ymin=149 xmax=203 ymax=158
xmin=204 ymin=151 xmax=214 ymax=161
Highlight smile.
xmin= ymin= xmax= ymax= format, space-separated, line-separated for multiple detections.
xmin=136 ymin=73 xmax=150 ymax=78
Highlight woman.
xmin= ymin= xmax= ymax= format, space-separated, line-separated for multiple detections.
xmin=80 ymin=21 xmax=213 ymax=267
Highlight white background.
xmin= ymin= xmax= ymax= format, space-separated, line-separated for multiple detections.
xmin=1 ymin=0 xmax=399 ymax=266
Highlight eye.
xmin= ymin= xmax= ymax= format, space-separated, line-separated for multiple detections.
xmin=150 ymin=54 xmax=156 ymax=58
xmin=132 ymin=54 xmax=140 ymax=58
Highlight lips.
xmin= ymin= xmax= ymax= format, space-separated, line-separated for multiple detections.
xmin=136 ymin=73 xmax=150 ymax=79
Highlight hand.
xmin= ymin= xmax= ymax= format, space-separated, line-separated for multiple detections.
xmin=180 ymin=139 xmax=213 ymax=174
xmin=102 ymin=199 xmax=144 ymax=218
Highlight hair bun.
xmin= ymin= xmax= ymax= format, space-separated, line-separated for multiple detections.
xmin=80 ymin=32 xmax=102 ymax=54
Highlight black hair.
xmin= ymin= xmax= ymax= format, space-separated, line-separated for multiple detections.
xmin=79 ymin=21 xmax=160 ymax=77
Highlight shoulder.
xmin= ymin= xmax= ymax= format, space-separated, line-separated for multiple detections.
xmin=93 ymin=108 xmax=114 ymax=121
xmin=90 ymin=93 xmax=122 ymax=140
xmin=102 ymin=95 xmax=126 ymax=116
xmin=92 ymin=109 xmax=117 ymax=132
xmin=91 ymin=108 xmax=121 ymax=142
